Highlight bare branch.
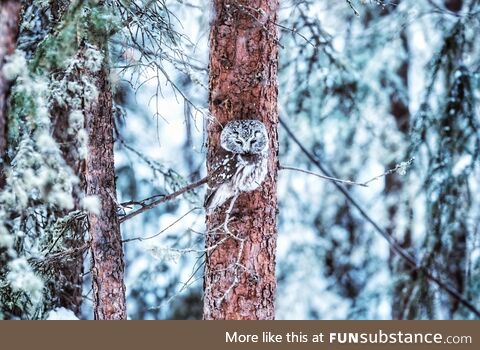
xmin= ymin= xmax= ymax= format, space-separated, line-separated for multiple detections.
xmin=280 ymin=165 xmax=368 ymax=187
xmin=362 ymin=158 xmax=415 ymax=186
xmin=346 ymin=0 xmax=360 ymax=16
xmin=121 ymin=207 xmax=200 ymax=243
xmin=280 ymin=158 xmax=414 ymax=188
xmin=118 ymin=177 xmax=207 ymax=223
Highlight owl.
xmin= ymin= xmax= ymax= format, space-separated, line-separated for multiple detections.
xmin=205 ymin=119 xmax=269 ymax=213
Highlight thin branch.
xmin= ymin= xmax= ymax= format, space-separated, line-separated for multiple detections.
xmin=118 ymin=177 xmax=208 ymax=223
xmin=362 ymin=158 xmax=415 ymax=186
xmin=280 ymin=158 xmax=415 ymax=187
xmin=280 ymin=165 xmax=368 ymax=187
xmin=346 ymin=0 xmax=360 ymax=16
xmin=30 ymin=243 xmax=90 ymax=268
xmin=279 ymin=116 xmax=480 ymax=318
xmin=149 ymin=254 xmax=206 ymax=311
xmin=121 ymin=207 xmax=200 ymax=243
xmin=150 ymin=235 xmax=231 ymax=255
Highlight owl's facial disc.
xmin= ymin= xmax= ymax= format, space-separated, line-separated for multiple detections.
xmin=220 ymin=119 xmax=268 ymax=154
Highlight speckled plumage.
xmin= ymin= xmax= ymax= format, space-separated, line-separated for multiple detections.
xmin=205 ymin=120 xmax=269 ymax=212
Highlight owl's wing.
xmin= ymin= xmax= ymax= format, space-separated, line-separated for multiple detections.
xmin=207 ymin=153 xmax=238 ymax=188
xmin=204 ymin=153 xmax=238 ymax=211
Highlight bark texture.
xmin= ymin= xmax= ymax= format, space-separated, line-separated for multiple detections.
xmin=85 ymin=58 xmax=127 ymax=320
xmin=41 ymin=2 xmax=85 ymax=317
xmin=48 ymin=115 xmax=85 ymax=315
xmin=48 ymin=52 xmax=86 ymax=318
xmin=204 ymin=0 xmax=279 ymax=320
xmin=0 ymin=0 xmax=22 ymax=184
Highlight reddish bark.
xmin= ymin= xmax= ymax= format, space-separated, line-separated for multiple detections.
xmin=85 ymin=56 xmax=126 ymax=320
xmin=0 ymin=0 xmax=22 ymax=184
xmin=204 ymin=0 xmax=279 ymax=320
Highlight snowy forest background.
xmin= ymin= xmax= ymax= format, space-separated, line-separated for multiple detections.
xmin=1 ymin=0 xmax=480 ymax=320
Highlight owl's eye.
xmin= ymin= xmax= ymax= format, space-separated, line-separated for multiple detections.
xmin=235 ymin=140 xmax=243 ymax=146
xmin=250 ymin=139 xmax=257 ymax=145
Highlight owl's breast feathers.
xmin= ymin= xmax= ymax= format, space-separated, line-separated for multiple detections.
xmin=204 ymin=151 xmax=268 ymax=211
xmin=208 ymin=152 xmax=265 ymax=186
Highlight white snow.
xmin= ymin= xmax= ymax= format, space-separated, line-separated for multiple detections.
xmin=81 ymin=195 xmax=101 ymax=215
xmin=46 ymin=308 xmax=79 ymax=320
xmin=2 ymin=50 xmax=27 ymax=80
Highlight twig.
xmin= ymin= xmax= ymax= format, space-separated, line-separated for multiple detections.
xmin=31 ymin=243 xmax=90 ymax=268
xmin=216 ymin=236 xmax=246 ymax=306
xmin=148 ymin=255 xmax=206 ymax=311
xmin=279 ymin=116 xmax=480 ymax=318
xmin=155 ymin=236 xmax=230 ymax=255
xmin=280 ymin=165 xmax=368 ymax=187
xmin=119 ymin=177 xmax=208 ymax=223
xmin=346 ymin=0 xmax=360 ymax=16
xmin=280 ymin=159 xmax=415 ymax=187
xmin=362 ymin=158 xmax=415 ymax=186
xmin=121 ymin=207 xmax=200 ymax=243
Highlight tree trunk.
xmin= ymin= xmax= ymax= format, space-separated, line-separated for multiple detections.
xmin=203 ymin=0 xmax=279 ymax=320
xmin=38 ymin=1 xmax=85 ymax=317
xmin=0 ymin=0 xmax=22 ymax=186
xmin=85 ymin=51 xmax=127 ymax=320
xmin=49 ymin=79 xmax=85 ymax=316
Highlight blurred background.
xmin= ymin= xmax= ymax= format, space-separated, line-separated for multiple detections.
xmin=89 ymin=0 xmax=480 ymax=319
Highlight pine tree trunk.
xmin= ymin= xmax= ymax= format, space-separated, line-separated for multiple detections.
xmin=49 ymin=76 xmax=85 ymax=316
xmin=39 ymin=2 xmax=85 ymax=317
xmin=85 ymin=53 xmax=127 ymax=320
xmin=0 ymin=0 xmax=22 ymax=186
xmin=203 ymin=0 xmax=279 ymax=320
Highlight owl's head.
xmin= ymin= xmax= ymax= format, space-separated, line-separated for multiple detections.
xmin=220 ymin=119 xmax=269 ymax=155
